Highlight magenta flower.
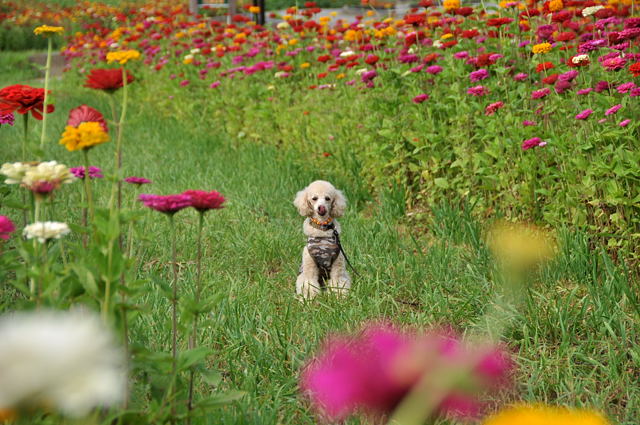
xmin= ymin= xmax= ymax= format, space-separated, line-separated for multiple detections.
xmin=523 ymin=120 xmax=536 ymax=126
xmin=577 ymin=88 xmax=593 ymax=95
xmin=575 ymin=109 xmax=594 ymax=120
xmin=361 ymin=70 xmax=377 ymax=83
xmin=616 ymin=82 xmax=636 ymax=93
xmin=301 ymin=323 xmax=512 ymax=422
xmin=125 ymin=176 xmax=152 ymax=185
xmin=70 ymin=166 xmax=103 ymax=180
xmin=209 ymin=81 xmax=221 ymax=88
xmin=426 ymin=65 xmax=443 ymax=75
xmin=531 ymin=88 xmax=550 ymax=99
xmin=513 ymin=73 xmax=528 ymax=81
xmin=179 ymin=79 xmax=190 ymax=87
xmin=0 ymin=215 xmax=15 ymax=240
xmin=182 ymin=190 xmax=226 ymax=212
xmin=469 ymin=69 xmax=489 ymax=82
xmin=594 ymin=81 xmax=612 ymax=93
xmin=601 ymin=56 xmax=626 ymax=71
xmin=522 ymin=137 xmax=547 ymax=150
xmin=467 ymin=85 xmax=488 ymax=96
xmin=453 ymin=51 xmax=469 ymax=59
xmin=558 ymin=70 xmax=578 ymax=81
xmin=619 ymin=119 xmax=631 ymax=127
xmin=139 ymin=193 xmax=192 ymax=215
xmin=485 ymin=101 xmax=504 ymax=116
xmin=555 ymin=80 xmax=572 ymax=94
xmin=412 ymin=93 xmax=429 ymax=103
xmin=0 ymin=112 xmax=14 ymax=126
xmin=605 ymin=104 xmax=622 ymax=116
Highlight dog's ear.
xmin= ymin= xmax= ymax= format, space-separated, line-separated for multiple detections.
xmin=293 ymin=187 xmax=313 ymax=217
xmin=331 ymin=189 xmax=347 ymax=217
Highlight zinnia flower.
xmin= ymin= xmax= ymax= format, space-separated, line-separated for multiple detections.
xmin=124 ymin=176 xmax=152 ymax=185
xmin=531 ymin=88 xmax=550 ymax=99
xmin=21 ymin=161 xmax=75 ymax=196
xmin=485 ymin=101 xmax=504 ymax=115
xmin=59 ymin=105 xmax=109 ymax=152
xmin=183 ymin=190 xmax=226 ymax=212
xmin=301 ymin=323 xmax=512 ymax=421
xmin=605 ymin=104 xmax=622 ymax=116
xmin=467 ymin=85 xmax=488 ymax=96
xmin=106 ymin=50 xmax=141 ymax=65
xmin=84 ymin=68 xmax=134 ymax=92
xmin=521 ymin=137 xmax=547 ymax=150
xmin=0 ymin=112 xmax=14 ymax=126
xmin=0 ymin=162 xmax=32 ymax=184
xmin=630 ymin=62 xmax=640 ymax=77
xmin=412 ymin=93 xmax=429 ymax=103
xmin=70 ymin=166 xmax=103 ymax=180
xmin=0 ymin=216 xmax=15 ymax=240
xmin=619 ymin=119 xmax=631 ymax=127
xmin=0 ymin=309 xmax=126 ymax=416
xmin=483 ymin=404 xmax=610 ymax=425
xmin=23 ymin=221 xmax=70 ymax=243
xmin=532 ymin=43 xmax=552 ymax=54
xmin=582 ymin=5 xmax=605 ymax=17
xmin=33 ymin=25 xmax=64 ymax=36
xmin=0 ymin=84 xmax=54 ymax=120
xmin=469 ymin=69 xmax=489 ymax=82
xmin=575 ymin=109 xmax=594 ymax=120
xmin=139 ymin=193 xmax=192 ymax=215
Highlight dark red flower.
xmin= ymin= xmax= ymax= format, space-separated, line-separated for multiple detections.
xmin=536 ymin=62 xmax=555 ymax=72
xmin=0 ymin=84 xmax=53 ymax=120
xmin=630 ymin=62 xmax=640 ymax=77
xmin=183 ymin=190 xmax=226 ymax=212
xmin=67 ymin=105 xmax=108 ymax=132
xmin=84 ymin=68 xmax=134 ymax=92
xmin=139 ymin=194 xmax=192 ymax=215
xmin=486 ymin=17 xmax=513 ymax=27
xmin=542 ymin=73 xmax=559 ymax=84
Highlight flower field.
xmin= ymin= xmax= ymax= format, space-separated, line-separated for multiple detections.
xmin=1 ymin=0 xmax=639 ymax=424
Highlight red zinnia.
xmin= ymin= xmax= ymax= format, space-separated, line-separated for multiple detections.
xmin=630 ymin=62 xmax=640 ymax=77
xmin=182 ymin=190 xmax=226 ymax=212
xmin=84 ymin=68 xmax=135 ymax=92
xmin=0 ymin=84 xmax=53 ymax=120
xmin=536 ymin=62 xmax=554 ymax=72
xmin=542 ymin=73 xmax=559 ymax=84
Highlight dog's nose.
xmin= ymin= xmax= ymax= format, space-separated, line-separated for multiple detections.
xmin=317 ymin=205 xmax=327 ymax=216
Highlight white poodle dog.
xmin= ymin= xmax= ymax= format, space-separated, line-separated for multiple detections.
xmin=293 ymin=180 xmax=351 ymax=300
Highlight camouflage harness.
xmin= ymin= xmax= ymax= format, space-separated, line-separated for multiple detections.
xmin=303 ymin=220 xmax=359 ymax=288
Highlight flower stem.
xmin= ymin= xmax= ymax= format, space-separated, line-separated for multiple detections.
xmin=39 ymin=37 xmax=52 ymax=150
xmin=83 ymin=150 xmax=95 ymax=223
xmin=187 ymin=212 xmax=205 ymax=416
xmin=170 ymin=214 xmax=179 ymax=419
xmin=21 ymin=114 xmax=29 ymax=227
xmin=116 ymin=68 xmax=128 ymax=212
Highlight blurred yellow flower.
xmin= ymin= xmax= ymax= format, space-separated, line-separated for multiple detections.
xmin=441 ymin=33 xmax=454 ymax=40
xmin=487 ymin=221 xmax=556 ymax=270
xmin=483 ymin=405 xmax=610 ymax=425
xmin=106 ymin=49 xmax=141 ymax=65
xmin=249 ymin=6 xmax=260 ymax=13
xmin=548 ymin=0 xmax=563 ymax=11
xmin=300 ymin=62 xmax=310 ymax=69
xmin=0 ymin=408 xmax=16 ymax=422
xmin=532 ymin=42 xmax=552 ymax=54
xmin=443 ymin=0 xmax=460 ymax=10
xmin=288 ymin=38 xmax=298 ymax=46
xmin=33 ymin=25 xmax=64 ymax=36
xmin=59 ymin=122 xmax=110 ymax=152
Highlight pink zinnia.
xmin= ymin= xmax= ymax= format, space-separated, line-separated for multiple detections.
xmin=70 ymin=166 xmax=103 ymax=180
xmin=522 ymin=137 xmax=547 ymax=150
xmin=577 ymin=88 xmax=593 ymax=95
xmin=575 ymin=109 xmax=594 ymax=120
xmin=531 ymin=88 xmax=550 ymax=99
xmin=139 ymin=193 xmax=192 ymax=215
xmin=179 ymin=80 xmax=190 ymax=87
xmin=619 ymin=119 xmax=631 ymax=127
xmin=467 ymin=85 xmax=488 ymax=96
xmin=605 ymin=104 xmax=622 ymax=116
xmin=616 ymin=82 xmax=636 ymax=93
xmin=513 ymin=73 xmax=528 ymax=81
xmin=0 ymin=215 xmax=15 ymax=240
xmin=209 ymin=81 xmax=221 ymax=88
xmin=182 ymin=190 xmax=226 ymax=212
xmin=0 ymin=112 xmax=14 ymax=126
xmin=469 ymin=69 xmax=489 ymax=82
xmin=301 ymin=323 xmax=512 ymax=422
xmin=426 ymin=65 xmax=443 ymax=75
xmin=412 ymin=93 xmax=429 ymax=103
xmin=523 ymin=120 xmax=536 ymax=126
xmin=125 ymin=176 xmax=152 ymax=185
xmin=485 ymin=101 xmax=504 ymax=116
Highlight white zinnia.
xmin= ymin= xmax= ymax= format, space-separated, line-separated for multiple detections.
xmin=23 ymin=221 xmax=71 ymax=243
xmin=572 ymin=54 xmax=589 ymax=64
xmin=582 ymin=5 xmax=605 ymax=16
xmin=276 ymin=21 xmax=290 ymax=29
xmin=21 ymin=161 xmax=75 ymax=189
xmin=0 ymin=162 xmax=33 ymax=184
xmin=0 ymin=310 xmax=126 ymax=417
xmin=339 ymin=50 xmax=356 ymax=58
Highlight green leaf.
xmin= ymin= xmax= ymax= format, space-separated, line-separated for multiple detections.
xmin=434 ymin=177 xmax=449 ymax=189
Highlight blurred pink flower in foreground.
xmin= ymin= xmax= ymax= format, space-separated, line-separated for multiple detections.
xmin=301 ymin=323 xmax=512 ymax=422
xmin=0 ymin=216 xmax=15 ymax=240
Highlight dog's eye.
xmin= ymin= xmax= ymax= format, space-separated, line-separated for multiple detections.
xmin=311 ymin=196 xmax=318 ymax=201
xmin=325 ymin=197 xmax=331 ymax=201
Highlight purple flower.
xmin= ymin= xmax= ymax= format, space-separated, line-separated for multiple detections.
xmin=605 ymin=104 xmax=622 ymax=116
xmin=630 ymin=88 xmax=640 ymax=97
xmin=559 ymin=70 xmax=579 ymax=81
xmin=412 ymin=93 xmax=429 ymax=103
xmin=616 ymin=82 xmax=637 ymax=93
xmin=513 ymin=73 xmax=528 ymax=82
xmin=594 ymin=81 xmax=612 ymax=93
xmin=70 ymin=166 xmax=103 ymax=180
xmin=124 ymin=176 xmax=152 ymax=185
xmin=578 ymin=39 xmax=606 ymax=53
xmin=521 ymin=137 xmax=547 ymax=151
xmin=469 ymin=69 xmax=489 ymax=82
xmin=575 ymin=109 xmax=594 ymax=120
xmin=531 ymin=88 xmax=551 ymax=99
xmin=0 ymin=112 xmax=15 ymax=126
xmin=361 ymin=70 xmax=377 ymax=83
xmin=577 ymin=88 xmax=593 ymax=95
xmin=426 ymin=65 xmax=443 ymax=75
xmin=619 ymin=119 xmax=631 ymax=127
xmin=139 ymin=193 xmax=192 ymax=215
xmin=467 ymin=85 xmax=488 ymax=96
xmin=0 ymin=215 xmax=15 ymax=240
xmin=555 ymin=80 xmax=572 ymax=94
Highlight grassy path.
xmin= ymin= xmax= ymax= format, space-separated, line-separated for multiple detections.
xmin=1 ymin=66 xmax=639 ymax=424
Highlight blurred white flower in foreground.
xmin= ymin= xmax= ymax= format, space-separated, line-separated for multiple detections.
xmin=0 ymin=309 xmax=127 ymax=417
xmin=23 ymin=221 xmax=70 ymax=243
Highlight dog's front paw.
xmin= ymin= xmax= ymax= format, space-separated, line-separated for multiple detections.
xmin=296 ymin=277 xmax=321 ymax=301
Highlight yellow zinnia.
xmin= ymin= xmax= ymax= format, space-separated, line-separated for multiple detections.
xmin=33 ymin=25 xmax=64 ymax=36
xmin=248 ymin=5 xmax=260 ymax=13
xmin=548 ymin=0 xmax=563 ymax=11
xmin=106 ymin=49 xmax=141 ymax=65
xmin=59 ymin=122 xmax=110 ymax=152
xmin=483 ymin=405 xmax=610 ymax=425
xmin=443 ymin=0 xmax=461 ymax=10
xmin=532 ymin=42 xmax=552 ymax=54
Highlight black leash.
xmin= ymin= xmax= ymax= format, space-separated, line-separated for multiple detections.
xmin=326 ymin=222 xmax=361 ymax=278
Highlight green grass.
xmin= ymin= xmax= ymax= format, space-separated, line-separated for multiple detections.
xmin=1 ymin=61 xmax=639 ymax=424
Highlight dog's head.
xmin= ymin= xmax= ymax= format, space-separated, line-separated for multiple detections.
xmin=293 ymin=180 xmax=347 ymax=219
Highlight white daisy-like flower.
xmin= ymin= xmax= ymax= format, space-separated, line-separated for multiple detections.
xmin=0 ymin=309 xmax=126 ymax=417
xmin=21 ymin=161 xmax=75 ymax=191
xmin=571 ymin=54 xmax=589 ymax=64
xmin=276 ymin=21 xmax=290 ymax=29
xmin=23 ymin=221 xmax=70 ymax=243
xmin=339 ymin=50 xmax=356 ymax=58
xmin=190 ymin=48 xmax=200 ymax=54
xmin=582 ymin=5 xmax=605 ymax=16
xmin=1 ymin=162 xmax=33 ymax=184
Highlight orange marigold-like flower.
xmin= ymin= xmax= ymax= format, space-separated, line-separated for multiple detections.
xmin=532 ymin=42 xmax=552 ymax=54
